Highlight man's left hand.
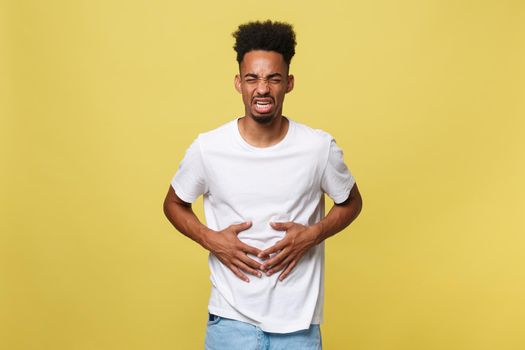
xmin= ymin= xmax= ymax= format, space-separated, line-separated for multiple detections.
xmin=258 ymin=222 xmax=320 ymax=281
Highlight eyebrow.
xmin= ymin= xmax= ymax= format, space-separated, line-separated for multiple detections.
xmin=243 ymin=73 xmax=283 ymax=79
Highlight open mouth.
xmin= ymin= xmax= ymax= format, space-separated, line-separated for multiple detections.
xmin=253 ymin=98 xmax=273 ymax=114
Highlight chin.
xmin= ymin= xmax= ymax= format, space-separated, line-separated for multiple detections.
xmin=251 ymin=114 xmax=274 ymax=124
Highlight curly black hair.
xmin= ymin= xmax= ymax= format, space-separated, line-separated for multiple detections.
xmin=232 ymin=20 xmax=297 ymax=67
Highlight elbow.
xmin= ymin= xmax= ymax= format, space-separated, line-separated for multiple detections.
xmin=163 ymin=194 xmax=178 ymax=219
xmin=349 ymin=184 xmax=363 ymax=218
xmin=163 ymin=198 xmax=171 ymax=219
xmin=355 ymin=196 xmax=363 ymax=218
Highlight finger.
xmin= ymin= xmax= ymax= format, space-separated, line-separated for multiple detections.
xmin=239 ymin=242 xmax=262 ymax=257
xmin=234 ymin=258 xmax=262 ymax=278
xmin=237 ymin=252 xmax=263 ymax=272
xmin=278 ymin=259 xmax=298 ymax=281
xmin=266 ymin=254 xmax=294 ymax=276
xmin=261 ymin=248 xmax=290 ymax=271
xmin=270 ymin=221 xmax=293 ymax=231
xmin=228 ymin=263 xmax=250 ymax=283
xmin=258 ymin=240 xmax=286 ymax=259
xmin=229 ymin=221 xmax=253 ymax=234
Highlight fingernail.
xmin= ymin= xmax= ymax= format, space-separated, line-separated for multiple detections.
xmin=257 ymin=272 xmax=262 ymax=278
xmin=266 ymin=271 xmax=272 ymax=276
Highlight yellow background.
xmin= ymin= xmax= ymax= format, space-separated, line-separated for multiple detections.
xmin=2 ymin=0 xmax=524 ymax=349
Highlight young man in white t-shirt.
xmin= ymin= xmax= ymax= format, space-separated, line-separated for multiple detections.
xmin=163 ymin=20 xmax=363 ymax=350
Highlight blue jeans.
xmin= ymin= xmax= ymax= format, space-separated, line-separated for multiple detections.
xmin=205 ymin=313 xmax=322 ymax=350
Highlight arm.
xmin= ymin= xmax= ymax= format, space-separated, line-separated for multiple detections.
xmin=259 ymin=183 xmax=363 ymax=280
xmin=311 ymin=182 xmax=363 ymax=243
xmin=163 ymin=186 xmax=263 ymax=282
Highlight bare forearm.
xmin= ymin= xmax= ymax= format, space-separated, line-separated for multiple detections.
xmin=311 ymin=186 xmax=363 ymax=244
xmin=163 ymin=200 xmax=214 ymax=250
xmin=163 ymin=187 xmax=263 ymax=281
xmin=259 ymin=184 xmax=362 ymax=280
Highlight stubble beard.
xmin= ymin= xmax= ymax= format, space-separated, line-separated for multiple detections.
xmin=249 ymin=105 xmax=278 ymax=125
xmin=251 ymin=114 xmax=274 ymax=125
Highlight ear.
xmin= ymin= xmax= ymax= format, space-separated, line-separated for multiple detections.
xmin=234 ymin=74 xmax=242 ymax=93
xmin=286 ymin=74 xmax=294 ymax=93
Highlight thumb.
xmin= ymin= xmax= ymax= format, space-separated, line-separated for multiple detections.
xmin=230 ymin=221 xmax=252 ymax=234
xmin=270 ymin=221 xmax=292 ymax=231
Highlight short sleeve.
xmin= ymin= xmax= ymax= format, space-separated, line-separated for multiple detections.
xmin=171 ymin=137 xmax=208 ymax=203
xmin=321 ymin=139 xmax=356 ymax=204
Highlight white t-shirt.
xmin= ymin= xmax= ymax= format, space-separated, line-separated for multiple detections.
xmin=171 ymin=117 xmax=355 ymax=333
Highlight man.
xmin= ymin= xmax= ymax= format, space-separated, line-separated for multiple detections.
xmin=163 ymin=20 xmax=362 ymax=350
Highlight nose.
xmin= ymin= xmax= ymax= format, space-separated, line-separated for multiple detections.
xmin=256 ymin=78 xmax=270 ymax=95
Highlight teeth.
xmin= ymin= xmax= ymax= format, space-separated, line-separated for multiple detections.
xmin=254 ymin=102 xmax=272 ymax=113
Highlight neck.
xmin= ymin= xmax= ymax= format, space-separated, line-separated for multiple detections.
xmin=238 ymin=115 xmax=289 ymax=148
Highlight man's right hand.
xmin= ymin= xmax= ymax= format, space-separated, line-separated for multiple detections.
xmin=204 ymin=221 xmax=263 ymax=283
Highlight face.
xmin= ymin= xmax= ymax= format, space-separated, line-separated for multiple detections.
xmin=235 ymin=50 xmax=294 ymax=124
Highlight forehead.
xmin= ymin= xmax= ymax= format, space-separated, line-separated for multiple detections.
xmin=239 ymin=50 xmax=288 ymax=75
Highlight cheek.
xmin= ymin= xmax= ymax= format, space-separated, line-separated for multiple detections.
xmin=242 ymin=88 xmax=254 ymax=99
xmin=241 ymin=91 xmax=251 ymax=104
xmin=274 ymin=89 xmax=286 ymax=101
